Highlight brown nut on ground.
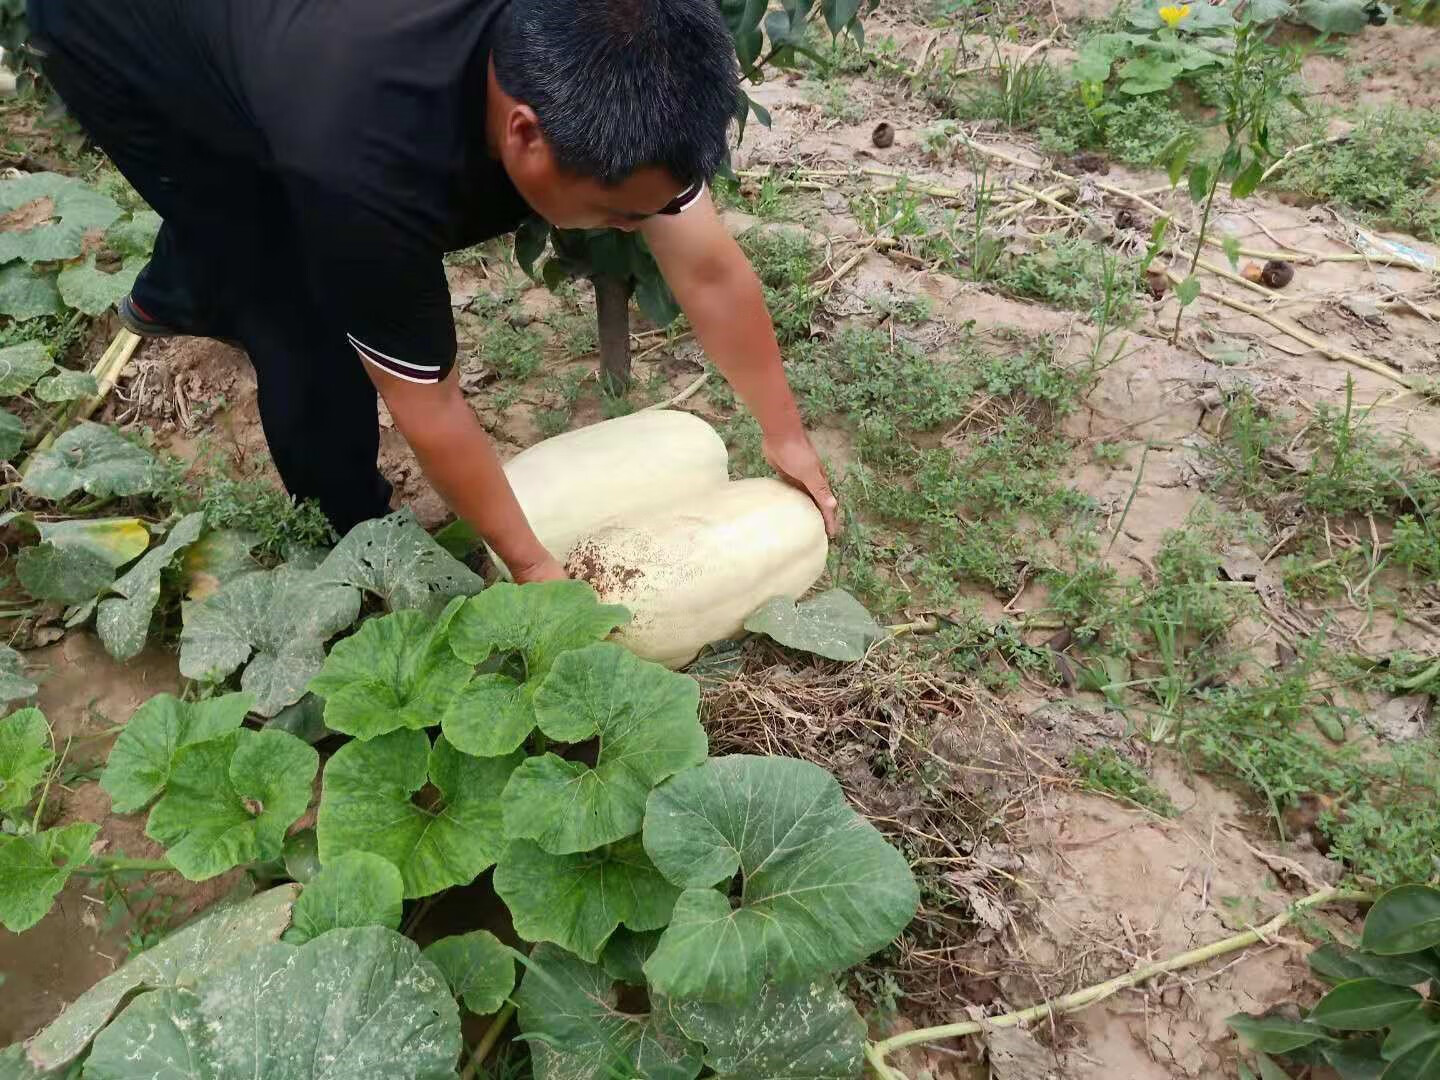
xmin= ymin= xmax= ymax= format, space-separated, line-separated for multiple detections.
xmin=871 ymin=122 xmax=895 ymax=148
xmin=1261 ymin=260 xmax=1295 ymax=289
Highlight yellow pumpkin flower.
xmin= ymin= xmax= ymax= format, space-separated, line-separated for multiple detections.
xmin=1159 ymin=3 xmax=1192 ymax=25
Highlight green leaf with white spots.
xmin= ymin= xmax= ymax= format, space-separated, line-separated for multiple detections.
xmin=24 ymin=885 xmax=301 ymax=1072
xmin=0 ymin=822 xmax=98 ymax=933
xmin=0 ymin=408 xmax=24 ymax=459
xmin=423 ymin=930 xmax=515 ymax=1015
xmin=643 ymin=755 xmax=919 ymax=1002
xmin=104 ymin=210 xmax=162 ymax=259
xmin=145 ymin=728 xmax=318 ymax=881
xmin=83 ymin=926 xmax=461 ymax=1080
xmin=96 ymin=512 xmax=206 ymax=661
xmin=667 ymin=980 xmax=867 ymax=1079
xmin=313 ymin=510 xmax=484 ymax=616
xmin=17 ymin=541 xmax=115 ymax=604
xmin=0 ymin=707 xmax=52 ymax=813
xmin=442 ymin=581 xmax=629 ymax=757
xmin=180 ymin=528 xmax=259 ymax=600
xmin=284 ymin=851 xmax=404 ymax=945
xmin=743 ymin=589 xmax=884 ymax=662
xmin=308 ymin=597 xmax=471 ymax=740
xmin=516 ymin=943 xmax=702 ymax=1080
xmin=33 ymin=369 xmax=99 ymax=403
xmin=0 ymin=263 xmax=63 ymax=321
xmin=22 ymin=422 xmax=158 ymax=501
xmin=0 ymin=172 xmax=124 ymax=264
xmin=100 ymin=691 xmax=254 ymax=813
xmin=503 ymin=643 xmax=705 ymax=854
xmin=0 ymin=341 xmax=53 ymax=396
xmin=0 ymin=644 xmax=38 ymax=704
xmin=179 ymin=566 xmax=361 ymax=717
xmin=493 ymin=836 xmax=680 ymax=962
xmin=316 ymin=729 xmax=519 ymax=898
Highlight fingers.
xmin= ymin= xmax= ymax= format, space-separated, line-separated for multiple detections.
xmin=807 ymin=470 xmax=840 ymax=537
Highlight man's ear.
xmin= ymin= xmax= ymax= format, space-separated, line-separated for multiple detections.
xmin=503 ymin=104 xmax=548 ymax=163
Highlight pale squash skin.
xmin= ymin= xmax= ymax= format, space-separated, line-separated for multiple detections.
xmin=496 ymin=410 xmax=730 ymax=575
xmin=564 ymin=477 xmax=829 ymax=669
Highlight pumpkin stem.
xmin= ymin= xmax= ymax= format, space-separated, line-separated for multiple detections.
xmin=592 ymin=272 xmax=634 ymax=396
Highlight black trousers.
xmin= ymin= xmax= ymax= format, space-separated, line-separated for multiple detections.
xmin=28 ymin=5 xmax=393 ymax=534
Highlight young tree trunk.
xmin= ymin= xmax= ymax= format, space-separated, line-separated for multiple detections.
xmin=592 ymin=273 xmax=634 ymax=395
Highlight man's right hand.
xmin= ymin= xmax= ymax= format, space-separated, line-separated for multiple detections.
xmin=510 ymin=552 xmax=569 ymax=584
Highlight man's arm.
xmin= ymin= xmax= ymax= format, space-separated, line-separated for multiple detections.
xmin=364 ymin=364 xmax=568 ymax=583
xmin=641 ymin=194 xmax=838 ymax=534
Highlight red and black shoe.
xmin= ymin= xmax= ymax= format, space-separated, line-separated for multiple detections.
xmin=118 ymin=294 xmax=240 ymax=347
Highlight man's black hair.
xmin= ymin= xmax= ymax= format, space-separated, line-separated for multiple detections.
xmin=492 ymin=0 xmax=738 ymax=186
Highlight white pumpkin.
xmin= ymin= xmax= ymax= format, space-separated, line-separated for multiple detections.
xmin=564 ymin=477 xmax=828 ymax=669
xmin=496 ymin=409 xmax=730 ymax=575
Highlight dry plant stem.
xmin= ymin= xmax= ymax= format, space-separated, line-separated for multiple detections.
xmin=646 ymin=371 xmax=710 ymax=411
xmin=459 ymin=1003 xmax=515 ymax=1080
xmin=866 ymin=886 xmax=1370 ymax=1075
xmin=1164 ymin=270 xmax=1413 ymax=388
xmin=23 ymin=328 xmax=141 ymax=472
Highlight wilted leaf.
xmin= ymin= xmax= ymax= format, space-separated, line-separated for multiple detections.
xmin=0 ymin=263 xmax=64 ymax=321
xmin=284 ymin=851 xmax=404 ymax=945
xmin=97 ymin=512 xmax=206 ymax=661
xmin=25 ymin=884 xmax=300 ymax=1071
xmin=179 ymin=566 xmax=361 ymax=717
xmin=1226 ymin=1013 xmax=1331 ymax=1054
xmin=308 ymin=598 xmax=471 ymax=740
xmin=17 ymin=541 xmax=115 ymax=604
xmin=423 ymin=930 xmax=515 ymax=1015
xmin=643 ymin=755 xmax=919 ymax=1001
xmin=145 ymin=728 xmax=318 ymax=881
xmin=494 ymin=837 xmax=680 ymax=962
xmin=0 ymin=341 xmax=52 ymax=396
xmin=313 ymin=511 xmax=483 ymax=616
xmin=22 ymin=422 xmax=158 ymax=501
xmin=0 ymin=644 xmax=38 ymax=703
xmin=100 ymin=691 xmax=253 ymax=813
xmin=84 ymin=926 xmax=460 ymax=1080
xmin=0 ymin=707 xmax=52 ymax=813
xmin=743 ymin=589 xmax=884 ymax=662
xmin=515 ymin=943 xmax=702 ymax=1080
xmin=1361 ymin=885 xmax=1440 ymax=954
xmin=1308 ymin=978 xmax=1421 ymax=1030
xmin=668 ymin=979 xmax=867 ymax=1079
xmin=504 ymin=643 xmax=705 ymax=854
xmin=33 ymin=369 xmax=99 ymax=403
xmin=36 ymin=517 xmax=150 ymax=568
xmin=180 ymin=528 xmax=259 ymax=600
xmin=0 ymin=822 xmax=98 ymax=933
xmin=443 ymin=581 xmax=629 ymax=757
xmin=1295 ymin=0 xmax=1374 ymax=32
xmin=317 ymin=729 xmax=519 ymax=898
xmin=0 ymin=172 xmax=123 ymax=264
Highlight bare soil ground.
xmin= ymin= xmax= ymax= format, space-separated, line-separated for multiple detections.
xmin=5 ymin=3 xmax=1438 ymax=1076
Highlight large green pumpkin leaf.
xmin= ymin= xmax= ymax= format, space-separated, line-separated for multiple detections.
xmin=0 ymin=1043 xmax=82 ymax=1079
xmin=284 ymin=851 xmax=404 ymax=945
xmin=56 ymin=253 xmax=141 ymax=317
xmin=317 ymin=729 xmax=519 ymax=898
xmin=0 ymin=407 xmax=25 ymax=459
xmin=36 ymin=517 xmax=150 ymax=568
xmin=1361 ymin=885 xmax=1440 ymax=955
xmin=17 ymin=541 xmax=115 ymax=604
xmin=97 ymin=512 xmax=207 ymax=661
xmin=642 ymin=755 xmax=919 ymax=1001
xmin=313 ymin=510 xmax=484 ymax=616
xmin=83 ymin=927 xmax=461 ymax=1080
xmin=0 ymin=822 xmax=97 ymax=932
xmin=0 ymin=707 xmax=52 ymax=813
xmin=24 ymin=884 xmax=300 ymax=1071
xmin=516 ymin=943 xmax=702 ymax=1080
xmin=601 ymin=927 xmax=662 ymax=986
xmin=0 ymin=341 xmax=54 ymax=396
xmin=308 ymin=597 xmax=471 ymax=740
xmin=1308 ymin=979 xmax=1422 ymax=1031
xmin=179 ymin=566 xmax=361 ymax=717
xmin=22 ymin=422 xmax=158 ymax=501
xmin=180 ymin=528 xmax=260 ymax=600
xmin=0 ymin=173 xmax=123 ymax=264
xmin=423 ymin=930 xmax=515 ymax=1015
xmin=0 ymin=263 xmax=63 ymax=321
xmin=100 ymin=691 xmax=254 ymax=813
xmin=0 ymin=644 xmax=38 ymax=703
xmin=743 ymin=589 xmax=884 ymax=662
xmin=1295 ymin=0 xmax=1373 ymax=32
xmin=493 ymin=836 xmax=679 ymax=962
xmin=145 ymin=728 xmax=318 ymax=881
xmin=442 ymin=582 xmax=629 ymax=757
xmin=504 ymin=643 xmax=705 ymax=854
xmin=667 ymin=980 xmax=867 ymax=1079
xmin=34 ymin=369 xmax=100 ymax=403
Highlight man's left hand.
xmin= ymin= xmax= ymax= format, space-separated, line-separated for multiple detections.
xmin=764 ymin=430 xmax=839 ymax=537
